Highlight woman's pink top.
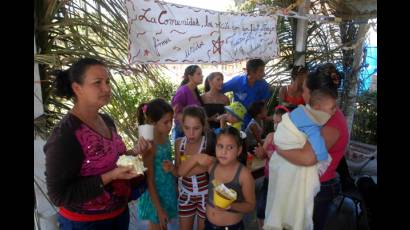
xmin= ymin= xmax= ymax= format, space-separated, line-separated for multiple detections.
xmin=320 ymin=108 xmax=349 ymax=182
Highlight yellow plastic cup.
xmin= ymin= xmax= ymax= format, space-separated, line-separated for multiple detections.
xmin=213 ymin=190 xmax=236 ymax=209
xmin=180 ymin=155 xmax=191 ymax=162
xmin=180 ymin=155 xmax=187 ymax=162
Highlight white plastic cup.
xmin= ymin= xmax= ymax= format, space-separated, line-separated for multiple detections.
xmin=138 ymin=124 xmax=154 ymax=141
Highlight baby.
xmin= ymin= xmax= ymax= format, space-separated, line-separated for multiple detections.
xmin=264 ymin=88 xmax=337 ymax=230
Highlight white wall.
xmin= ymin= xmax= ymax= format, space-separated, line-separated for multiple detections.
xmin=34 ymin=136 xmax=59 ymax=230
xmin=34 ymin=34 xmax=58 ymax=230
xmin=34 ymin=36 xmax=44 ymax=119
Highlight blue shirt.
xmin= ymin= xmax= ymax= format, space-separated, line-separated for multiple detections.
xmin=221 ymin=74 xmax=271 ymax=108
xmin=289 ymin=106 xmax=329 ymax=161
xmin=221 ymin=74 xmax=271 ymax=128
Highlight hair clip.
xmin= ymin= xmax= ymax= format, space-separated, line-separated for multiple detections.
xmin=240 ymin=131 xmax=247 ymax=139
xmin=275 ymin=105 xmax=290 ymax=113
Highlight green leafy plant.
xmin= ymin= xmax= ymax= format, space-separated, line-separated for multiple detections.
xmin=351 ymin=91 xmax=376 ymax=145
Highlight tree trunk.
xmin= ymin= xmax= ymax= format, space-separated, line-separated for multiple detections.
xmin=339 ymin=22 xmax=370 ymax=135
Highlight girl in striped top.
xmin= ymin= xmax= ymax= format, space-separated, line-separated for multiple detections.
xmin=163 ymin=105 xmax=214 ymax=230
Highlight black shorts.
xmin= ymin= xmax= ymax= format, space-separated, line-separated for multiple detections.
xmin=256 ymin=177 xmax=269 ymax=219
xmin=204 ymin=219 xmax=244 ymax=230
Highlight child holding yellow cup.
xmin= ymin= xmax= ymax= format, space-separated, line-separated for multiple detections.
xmin=178 ymin=126 xmax=255 ymax=229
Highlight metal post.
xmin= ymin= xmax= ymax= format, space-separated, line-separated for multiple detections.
xmin=294 ymin=0 xmax=310 ymax=66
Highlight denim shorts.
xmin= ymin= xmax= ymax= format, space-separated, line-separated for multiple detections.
xmin=57 ymin=208 xmax=129 ymax=230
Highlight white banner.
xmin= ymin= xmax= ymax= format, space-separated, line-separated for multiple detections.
xmin=125 ymin=0 xmax=279 ymax=64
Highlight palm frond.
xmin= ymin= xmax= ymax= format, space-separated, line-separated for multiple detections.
xmin=34 ymin=0 xmax=175 ymax=147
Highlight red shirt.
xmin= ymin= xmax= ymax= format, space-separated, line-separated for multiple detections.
xmin=320 ymin=108 xmax=349 ymax=182
xmin=284 ymin=85 xmax=305 ymax=105
xmin=284 ymin=93 xmax=305 ymax=105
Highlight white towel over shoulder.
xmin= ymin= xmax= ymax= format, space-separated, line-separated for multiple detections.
xmin=264 ymin=113 xmax=321 ymax=230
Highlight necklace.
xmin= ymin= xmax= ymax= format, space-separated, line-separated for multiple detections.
xmin=71 ymin=109 xmax=111 ymax=138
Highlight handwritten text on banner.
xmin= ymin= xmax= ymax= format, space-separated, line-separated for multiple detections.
xmin=125 ymin=0 xmax=279 ymax=64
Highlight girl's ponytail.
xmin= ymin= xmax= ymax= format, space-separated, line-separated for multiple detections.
xmin=137 ymin=103 xmax=148 ymax=125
